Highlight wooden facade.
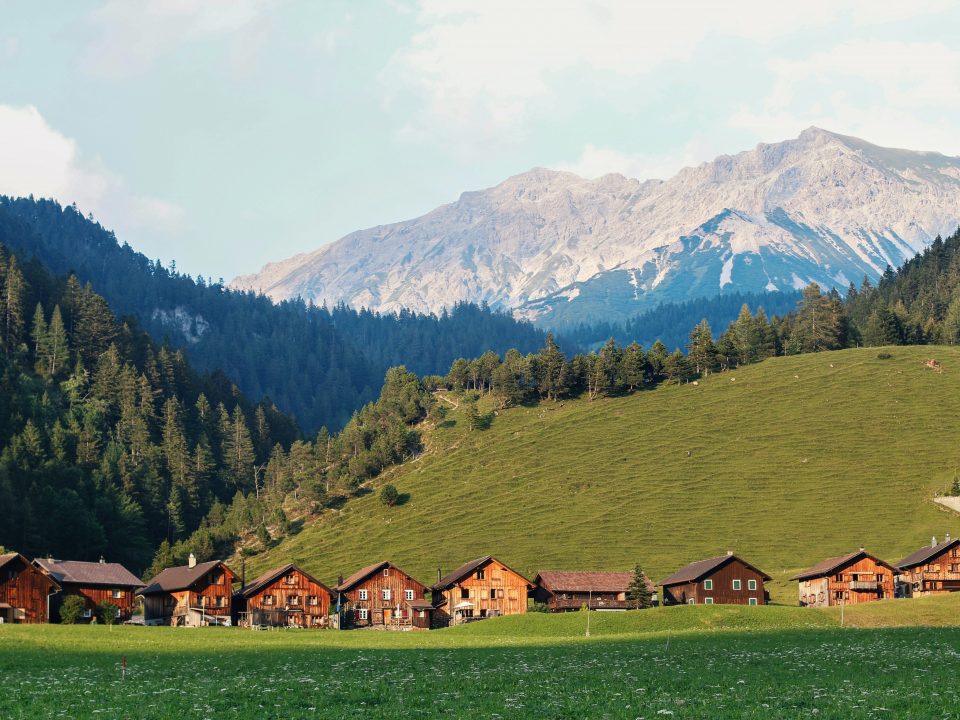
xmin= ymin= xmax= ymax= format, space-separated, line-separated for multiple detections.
xmin=235 ymin=563 xmax=334 ymax=628
xmin=334 ymin=561 xmax=431 ymax=629
xmin=532 ymin=570 xmax=649 ymax=611
xmin=432 ymin=556 xmax=533 ymax=626
xmin=139 ymin=556 xmax=237 ymax=626
xmin=659 ymin=553 xmax=770 ymax=606
xmin=896 ymin=537 xmax=960 ymax=597
xmin=34 ymin=558 xmax=144 ymax=623
xmin=791 ymin=549 xmax=896 ymax=607
xmin=0 ymin=553 xmax=60 ymax=624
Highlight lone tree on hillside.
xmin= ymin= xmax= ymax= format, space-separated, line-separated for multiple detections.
xmin=626 ymin=564 xmax=654 ymax=609
xmin=380 ymin=483 xmax=400 ymax=507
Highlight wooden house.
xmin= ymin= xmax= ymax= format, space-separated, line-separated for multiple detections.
xmin=895 ymin=535 xmax=960 ymax=597
xmin=532 ymin=570 xmax=655 ymax=611
xmin=658 ymin=552 xmax=770 ymax=606
xmin=334 ymin=561 xmax=431 ymax=629
xmin=431 ymin=556 xmax=533 ymax=626
xmin=0 ymin=552 xmax=60 ymax=624
xmin=235 ymin=563 xmax=334 ymax=628
xmin=34 ymin=557 xmax=144 ymax=623
xmin=790 ymin=548 xmax=896 ymax=607
xmin=138 ymin=554 xmax=237 ymax=626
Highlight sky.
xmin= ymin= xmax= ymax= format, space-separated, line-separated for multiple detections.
xmin=2 ymin=0 xmax=960 ymax=281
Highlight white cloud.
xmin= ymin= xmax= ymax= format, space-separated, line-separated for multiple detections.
xmin=731 ymin=40 xmax=960 ymax=154
xmin=559 ymin=138 xmax=717 ymax=182
xmin=82 ymin=0 xmax=284 ymax=78
xmin=383 ymin=0 xmax=953 ymax=136
xmin=0 ymin=105 xmax=183 ymax=235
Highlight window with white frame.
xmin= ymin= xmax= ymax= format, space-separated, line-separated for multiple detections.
xmin=703 ymin=579 xmax=713 ymax=590
xmin=382 ymin=588 xmax=391 ymax=601
xmin=358 ymin=608 xmax=368 ymax=620
xmin=748 ymin=579 xmax=757 ymax=591
xmin=83 ymin=608 xmax=92 ymax=618
xmin=405 ymin=589 xmax=414 ymax=600
xmin=704 ymin=597 xmax=714 ymax=605
xmin=358 ymin=589 xmax=368 ymax=601
xmin=383 ymin=568 xmax=390 ymax=577
xmin=111 ymin=589 xmax=123 ymax=599
xmin=749 ymin=598 xmax=758 ymax=606
xmin=687 ymin=598 xmax=695 ymax=605
xmin=732 ymin=579 xmax=742 ymax=590
xmin=308 ymin=596 xmax=318 ymax=606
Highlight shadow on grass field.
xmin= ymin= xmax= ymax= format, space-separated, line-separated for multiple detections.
xmin=3 ymin=597 xmax=960 ymax=718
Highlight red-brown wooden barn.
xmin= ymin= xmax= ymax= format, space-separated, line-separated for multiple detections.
xmin=235 ymin=563 xmax=334 ymax=628
xmin=790 ymin=548 xmax=896 ymax=607
xmin=139 ymin=554 xmax=237 ymax=626
xmin=432 ymin=556 xmax=533 ymax=626
xmin=658 ymin=552 xmax=771 ymax=606
xmin=34 ymin=557 xmax=144 ymax=623
xmin=0 ymin=552 xmax=60 ymax=624
xmin=532 ymin=570 xmax=655 ymax=611
xmin=895 ymin=535 xmax=960 ymax=597
xmin=334 ymin=561 xmax=431 ymax=629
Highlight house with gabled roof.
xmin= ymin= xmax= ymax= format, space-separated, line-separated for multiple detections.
xmin=0 ymin=552 xmax=60 ymax=624
xmin=34 ymin=556 xmax=144 ymax=623
xmin=658 ymin=552 xmax=771 ymax=606
xmin=790 ymin=548 xmax=895 ymax=607
xmin=532 ymin=570 xmax=655 ymax=611
xmin=895 ymin=534 xmax=960 ymax=597
xmin=235 ymin=563 xmax=334 ymax=628
xmin=139 ymin=553 xmax=237 ymax=626
xmin=431 ymin=555 xmax=533 ymax=626
xmin=334 ymin=561 xmax=430 ymax=629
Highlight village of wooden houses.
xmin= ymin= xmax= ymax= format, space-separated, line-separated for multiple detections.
xmin=1 ymin=534 xmax=958 ymax=630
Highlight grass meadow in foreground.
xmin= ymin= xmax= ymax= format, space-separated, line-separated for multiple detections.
xmin=3 ymin=602 xmax=960 ymax=719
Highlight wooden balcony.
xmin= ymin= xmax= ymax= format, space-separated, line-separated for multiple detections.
xmin=550 ymin=598 xmax=629 ymax=611
xmin=849 ymin=581 xmax=880 ymax=591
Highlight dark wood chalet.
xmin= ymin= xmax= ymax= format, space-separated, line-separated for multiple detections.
xmin=0 ymin=552 xmax=60 ymax=624
xmin=139 ymin=554 xmax=237 ymax=626
xmin=334 ymin=561 xmax=431 ymax=629
xmin=34 ymin=557 xmax=144 ymax=623
xmin=790 ymin=548 xmax=896 ymax=607
xmin=896 ymin=535 xmax=960 ymax=597
xmin=432 ymin=556 xmax=533 ymax=626
xmin=532 ymin=570 xmax=654 ymax=611
xmin=235 ymin=563 xmax=334 ymax=628
xmin=658 ymin=552 xmax=771 ymax=606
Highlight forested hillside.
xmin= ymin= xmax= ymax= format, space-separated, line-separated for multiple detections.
xmin=0 ymin=197 xmax=547 ymax=432
xmin=0 ymin=246 xmax=298 ymax=572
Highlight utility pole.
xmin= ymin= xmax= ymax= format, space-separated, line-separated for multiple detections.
xmin=585 ymin=589 xmax=591 ymax=637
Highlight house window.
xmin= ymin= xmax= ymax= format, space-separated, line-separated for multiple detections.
xmin=749 ymin=598 xmax=758 ymax=606
xmin=490 ymin=588 xmax=498 ymax=599
xmin=358 ymin=608 xmax=368 ymax=621
xmin=211 ymin=573 xmax=223 ymax=585
xmin=216 ymin=596 xmax=226 ymax=608
xmin=405 ymin=589 xmax=414 ymax=601
xmin=732 ymin=579 xmax=741 ymax=590
xmin=288 ymin=595 xmax=300 ymax=606
xmin=358 ymin=589 xmax=368 ymax=601
xmin=704 ymin=597 xmax=714 ymax=605
xmin=460 ymin=588 xmax=470 ymax=599
xmin=382 ymin=589 xmax=391 ymax=601
xmin=308 ymin=596 xmax=318 ymax=606
xmin=263 ymin=595 xmax=274 ymax=606
xmin=476 ymin=569 xmax=486 ymax=580
xmin=687 ymin=598 xmax=695 ymax=605
xmin=951 ymin=564 xmax=960 ymax=573
xmin=418 ymin=610 xmax=425 ymax=618
xmin=383 ymin=568 xmax=390 ymax=577
xmin=703 ymin=579 xmax=713 ymax=590
xmin=748 ymin=579 xmax=757 ymax=591
xmin=286 ymin=574 xmax=296 ymax=585
xmin=83 ymin=608 xmax=93 ymax=618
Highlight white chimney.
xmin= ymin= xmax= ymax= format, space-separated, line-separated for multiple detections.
xmin=932 ymin=536 xmax=938 ymax=548
xmin=188 ymin=553 xmax=197 ymax=568
xmin=726 ymin=550 xmax=734 ymax=556
xmin=99 ymin=555 xmax=105 ymax=564
xmin=947 ymin=533 xmax=952 ymax=543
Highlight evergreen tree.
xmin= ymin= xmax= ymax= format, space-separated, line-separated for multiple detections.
xmin=687 ymin=319 xmax=717 ymax=375
xmin=46 ymin=305 xmax=69 ymax=378
xmin=626 ymin=564 xmax=653 ymax=609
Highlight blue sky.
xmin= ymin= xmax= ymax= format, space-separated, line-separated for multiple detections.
xmin=2 ymin=1 xmax=959 ymax=280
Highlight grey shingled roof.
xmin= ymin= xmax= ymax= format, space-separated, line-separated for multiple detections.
xmin=433 ymin=556 xmax=532 ymax=591
xmin=140 ymin=560 xmax=232 ymax=594
xmin=34 ymin=558 xmax=144 ymax=588
xmin=789 ymin=549 xmax=895 ymax=581
xmin=896 ymin=538 xmax=960 ymax=570
xmin=238 ymin=563 xmax=332 ymax=599
xmin=659 ymin=554 xmax=772 ymax=586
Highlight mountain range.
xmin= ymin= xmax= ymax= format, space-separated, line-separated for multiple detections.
xmin=232 ymin=128 xmax=960 ymax=327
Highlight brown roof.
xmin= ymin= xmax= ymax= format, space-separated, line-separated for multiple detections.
xmin=790 ymin=549 xmax=896 ymax=581
xmin=896 ymin=538 xmax=960 ymax=570
xmin=139 ymin=560 xmax=233 ymax=595
xmin=406 ymin=599 xmax=434 ymax=611
xmin=433 ymin=556 xmax=532 ymax=591
xmin=658 ymin=554 xmax=772 ymax=586
xmin=334 ymin=561 xmax=392 ymax=592
xmin=0 ymin=553 xmax=61 ymax=591
xmin=237 ymin=563 xmax=333 ymax=599
xmin=34 ymin=558 xmax=144 ymax=589
xmin=534 ymin=570 xmax=653 ymax=594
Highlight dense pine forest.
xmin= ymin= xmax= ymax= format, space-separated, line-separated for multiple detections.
xmin=0 ymin=196 xmax=547 ymax=432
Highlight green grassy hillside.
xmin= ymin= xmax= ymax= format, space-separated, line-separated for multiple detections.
xmin=250 ymin=346 xmax=960 ymax=600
